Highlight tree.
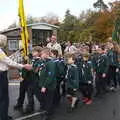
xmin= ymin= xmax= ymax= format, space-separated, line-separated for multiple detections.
xmin=111 ymin=1 xmax=120 ymax=44
xmin=59 ymin=9 xmax=79 ymax=42
xmin=8 ymin=22 xmax=17 ymax=29
xmin=93 ymin=0 xmax=108 ymax=11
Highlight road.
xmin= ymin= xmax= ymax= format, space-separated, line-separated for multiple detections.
xmin=9 ymin=81 xmax=120 ymax=120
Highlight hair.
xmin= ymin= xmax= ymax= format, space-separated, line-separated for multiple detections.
xmin=82 ymin=52 xmax=90 ymax=58
xmin=33 ymin=46 xmax=42 ymax=53
xmin=69 ymin=41 xmax=73 ymax=45
xmin=64 ymin=52 xmax=76 ymax=61
xmin=51 ymin=49 xmax=58 ymax=57
xmin=108 ymin=41 xmax=120 ymax=54
xmin=101 ymin=45 xmax=106 ymax=51
xmin=0 ymin=34 xmax=7 ymax=47
xmin=41 ymin=47 xmax=50 ymax=55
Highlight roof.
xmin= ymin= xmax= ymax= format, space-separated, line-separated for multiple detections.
xmin=1 ymin=23 xmax=59 ymax=34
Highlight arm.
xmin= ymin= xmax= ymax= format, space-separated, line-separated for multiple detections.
xmin=2 ymin=56 xmax=23 ymax=69
xmin=0 ymin=49 xmax=23 ymax=69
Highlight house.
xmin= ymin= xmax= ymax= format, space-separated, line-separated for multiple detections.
xmin=0 ymin=23 xmax=59 ymax=80
xmin=1 ymin=23 xmax=59 ymax=51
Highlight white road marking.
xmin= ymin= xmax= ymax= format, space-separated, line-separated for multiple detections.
xmin=15 ymin=111 xmax=46 ymax=120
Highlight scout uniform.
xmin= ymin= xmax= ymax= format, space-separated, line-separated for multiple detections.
xmin=95 ymin=53 xmax=109 ymax=95
xmin=66 ymin=64 xmax=79 ymax=109
xmin=52 ymin=58 xmax=67 ymax=106
xmin=79 ymin=60 xmax=93 ymax=103
xmin=14 ymin=58 xmax=35 ymax=113
xmin=0 ymin=47 xmax=23 ymax=120
xmin=38 ymin=58 xmax=57 ymax=116
xmin=75 ymin=54 xmax=84 ymax=81
xmin=107 ymin=49 xmax=119 ymax=88
xmin=32 ymin=57 xmax=44 ymax=107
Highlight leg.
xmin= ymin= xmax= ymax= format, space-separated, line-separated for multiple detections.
xmin=14 ymin=80 xmax=28 ymax=110
xmin=26 ymin=84 xmax=34 ymax=113
xmin=0 ymin=71 xmax=9 ymax=120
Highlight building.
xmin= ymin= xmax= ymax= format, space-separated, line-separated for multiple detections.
xmin=0 ymin=23 xmax=59 ymax=80
xmin=1 ymin=23 xmax=59 ymax=51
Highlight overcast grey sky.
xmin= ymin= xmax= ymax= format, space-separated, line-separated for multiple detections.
xmin=0 ymin=0 xmax=114 ymax=30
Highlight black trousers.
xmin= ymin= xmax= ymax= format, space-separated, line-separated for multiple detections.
xmin=96 ymin=73 xmax=107 ymax=95
xmin=17 ymin=80 xmax=34 ymax=109
xmin=79 ymin=83 xmax=93 ymax=99
xmin=108 ymin=66 xmax=117 ymax=88
xmin=40 ymin=89 xmax=55 ymax=115
xmin=0 ymin=71 xmax=9 ymax=120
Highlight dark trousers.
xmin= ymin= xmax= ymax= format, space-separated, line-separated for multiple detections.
xmin=108 ymin=66 xmax=117 ymax=88
xmin=0 ymin=71 xmax=9 ymax=120
xmin=96 ymin=73 xmax=107 ymax=95
xmin=79 ymin=83 xmax=93 ymax=99
xmin=40 ymin=89 xmax=55 ymax=115
xmin=17 ymin=80 xmax=34 ymax=109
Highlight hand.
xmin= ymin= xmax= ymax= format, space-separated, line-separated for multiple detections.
xmin=88 ymin=81 xmax=92 ymax=84
xmin=23 ymin=64 xmax=32 ymax=70
xmin=73 ymin=89 xmax=77 ymax=91
xmin=116 ymin=68 xmax=119 ymax=72
xmin=102 ymin=73 xmax=106 ymax=78
xmin=41 ymin=87 xmax=46 ymax=93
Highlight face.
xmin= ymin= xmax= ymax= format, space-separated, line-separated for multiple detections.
xmin=107 ymin=42 xmax=114 ymax=49
xmin=83 ymin=56 xmax=89 ymax=61
xmin=41 ymin=52 xmax=49 ymax=59
xmin=51 ymin=36 xmax=57 ymax=43
xmin=32 ymin=51 xmax=39 ymax=57
xmin=50 ymin=52 xmax=56 ymax=58
xmin=67 ymin=57 xmax=74 ymax=64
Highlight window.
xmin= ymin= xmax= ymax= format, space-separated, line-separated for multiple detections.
xmin=8 ymin=40 xmax=19 ymax=51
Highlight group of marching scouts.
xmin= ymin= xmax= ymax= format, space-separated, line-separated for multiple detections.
xmin=13 ymin=37 xmax=120 ymax=120
xmin=0 ymin=34 xmax=119 ymax=120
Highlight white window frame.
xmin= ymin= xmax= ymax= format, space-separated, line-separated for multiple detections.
xmin=8 ymin=40 xmax=19 ymax=51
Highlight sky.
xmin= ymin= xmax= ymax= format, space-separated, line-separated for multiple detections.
xmin=0 ymin=0 xmax=114 ymax=31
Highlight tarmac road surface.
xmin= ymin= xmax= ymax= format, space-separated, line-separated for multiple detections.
xmin=9 ymin=81 xmax=120 ymax=120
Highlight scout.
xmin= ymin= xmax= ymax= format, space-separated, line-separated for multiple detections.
xmin=107 ymin=42 xmax=119 ymax=90
xmin=38 ymin=48 xmax=57 ymax=120
xmin=79 ymin=53 xmax=93 ymax=105
xmin=14 ymin=46 xmax=42 ymax=113
xmin=64 ymin=53 xmax=79 ymax=110
xmin=50 ymin=49 xmax=67 ymax=105
xmin=95 ymin=46 xmax=109 ymax=96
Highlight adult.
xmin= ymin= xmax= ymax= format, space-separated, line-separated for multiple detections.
xmin=64 ymin=41 xmax=77 ymax=54
xmin=47 ymin=35 xmax=62 ymax=56
xmin=0 ymin=34 xmax=31 ymax=120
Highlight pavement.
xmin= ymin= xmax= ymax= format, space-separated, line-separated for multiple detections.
xmin=9 ymin=80 xmax=120 ymax=120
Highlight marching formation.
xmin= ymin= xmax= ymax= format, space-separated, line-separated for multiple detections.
xmin=0 ymin=34 xmax=120 ymax=120
xmin=13 ymin=36 xmax=120 ymax=120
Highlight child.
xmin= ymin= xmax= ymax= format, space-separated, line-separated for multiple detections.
xmin=64 ymin=53 xmax=79 ymax=110
xmin=79 ymin=53 xmax=93 ymax=105
xmin=95 ymin=47 xmax=109 ymax=95
xmin=14 ymin=46 xmax=42 ymax=113
xmin=38 ymin=48 xmax=57 ymax=120
xmin=50 ymin=49 xmax=67 ymax=106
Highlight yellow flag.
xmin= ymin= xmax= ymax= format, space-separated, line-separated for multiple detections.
xmin=18 ymin=0 xmax=29 ymax=57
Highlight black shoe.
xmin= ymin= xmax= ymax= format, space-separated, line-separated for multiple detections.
xmin=14 ymin=104 xmax=23 ymax=111
xmin=8 ymin=116 xmax=13 ymax=120
xmin=24 ymin=107 xmax=34 ymax=114
xmin=41 ymin=115 xmax=50 ymax=120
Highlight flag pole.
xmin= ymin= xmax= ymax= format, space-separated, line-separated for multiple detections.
xmin=18 ymin=0 xmax=29 ymax=59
